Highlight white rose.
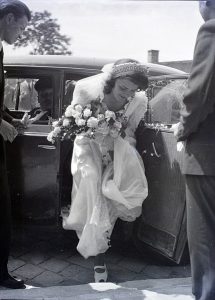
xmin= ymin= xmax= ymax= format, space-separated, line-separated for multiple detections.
xmin=97 ymin=114 xmax=105 ymax=121
xmin=52 ymin=121 xmax=59 ymax=128
xmin=47 ymin=131 xmax=54 ymax=143
xmin=105 ymin=110 xmax=116 ymax=120
xmin=75 ymin=118 xmax=86 ymax=126
xmin=52 ymin=126 xmax=61 ymax=137
xmin=83 ymin=108 xmax=92 ymax=118
xmin=74 ymin=104 xmax=83 ymax=113
xmin=65 ymin=105 xmax=74 ymax=117
xmin=66 ymin=109 xmax=82 ymax=119
xmin=87 ymin=117 xmax=99 ymax=128
xmin=63 ymin=118 xmax=70 ymax=127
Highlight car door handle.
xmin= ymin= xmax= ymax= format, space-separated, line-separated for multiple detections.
xmin=151 ymin=142 xmax=161 ymax=158
xmin=38 ymin=145 xmax=56 ymax=150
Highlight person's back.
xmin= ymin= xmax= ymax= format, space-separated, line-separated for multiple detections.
xmin=174 ymin=2 xmax=215 ymax=299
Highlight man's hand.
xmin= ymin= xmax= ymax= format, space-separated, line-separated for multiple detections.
xmin=0 ymin=120 xmax=18 ymax=142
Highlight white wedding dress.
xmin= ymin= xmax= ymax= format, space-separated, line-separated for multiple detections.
xmin=62 ymin=73 xmax=148 ymax=258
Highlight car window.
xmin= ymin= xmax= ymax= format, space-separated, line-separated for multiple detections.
xmin=4 ymin=76 xmax=55 ymax=125
xmin=4 ymin=78 xmax=38 ymax=111
xmin=148 ymin=79 xmax=187 ymax=125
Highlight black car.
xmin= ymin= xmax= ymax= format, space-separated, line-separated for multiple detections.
xmin=4 ymin=55 xmax=188 ymax=264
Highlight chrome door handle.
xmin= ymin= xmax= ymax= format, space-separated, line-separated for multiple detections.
xmin=38 ymin=145 xmax=56 ymax=150
xmin=151 ymin=142 xmax=161 ymax=158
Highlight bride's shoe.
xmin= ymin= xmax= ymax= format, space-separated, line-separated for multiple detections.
xmin=94 ymin=265 xmax=108 ymax=283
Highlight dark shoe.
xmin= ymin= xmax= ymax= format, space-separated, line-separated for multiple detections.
xmin=0 ymin=274 xmax=25 ymax=289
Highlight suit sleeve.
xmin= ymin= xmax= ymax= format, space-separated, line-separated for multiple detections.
xmin=2 ymin=106 xmax=13 ymax=123
xmin=176 ymin=20 xmax=215 ymax=141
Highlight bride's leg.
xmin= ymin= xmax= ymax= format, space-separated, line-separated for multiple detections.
xmin=94 ymin=253 xmax=108 ymax=282
xmin=94 ymin=253 xmax=105 ymax=267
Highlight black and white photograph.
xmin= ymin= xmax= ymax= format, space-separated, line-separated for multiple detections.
xmin=0 ymin=1 xmax=213 ymax=299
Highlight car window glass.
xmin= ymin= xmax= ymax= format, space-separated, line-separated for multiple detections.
xmin=147 ymin=79 xmax=187 ymax=125
xmin=4 ymin=78 xmax=38 ymax=111
xmin=4 ymin=77 xmax=55 ymax=125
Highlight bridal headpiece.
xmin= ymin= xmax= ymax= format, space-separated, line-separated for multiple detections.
xmin=112 ymin=62 xmax=148 ymax=78
xmin=101 ymin=62 xmax=148 ymax=80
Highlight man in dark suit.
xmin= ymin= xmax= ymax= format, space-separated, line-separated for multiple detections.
xmin=174 ymin=1 xmax=215 ymax=299
xmin=0 ymin=0 xmax=31 ymax=289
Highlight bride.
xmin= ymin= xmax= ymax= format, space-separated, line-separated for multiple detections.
xmin=62 ymin=58 xmax=149 ymax=282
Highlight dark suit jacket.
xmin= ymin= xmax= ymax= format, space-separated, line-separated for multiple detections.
xmin=0 ymin=48 xmax=5 ymax=124
xmin=0 ymin=49 xmax=13 ymax=125
xmin=176 ymin=19 xmax=215 ymax=175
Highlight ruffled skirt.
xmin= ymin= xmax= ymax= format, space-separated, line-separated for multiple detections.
xmin=62 ymin=135 xmax=148 ymax=258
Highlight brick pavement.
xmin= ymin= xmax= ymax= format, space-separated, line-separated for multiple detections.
xmin=1 ymin=225 xmax=191 ymax=289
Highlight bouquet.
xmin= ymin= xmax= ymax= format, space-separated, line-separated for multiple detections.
xmin=47 ymin=99 xmax=128 ymax=144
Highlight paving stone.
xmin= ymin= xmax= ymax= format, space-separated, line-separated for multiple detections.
xmin=66 ymin=255 xmax=94 ymax=270
xmin=12 ymin=263 xmax=44 ymax=279
xmin=107 ymin=263 xmax=138 ymax=283
xmin=8 ymin=257 xmax=26 ymax=271
xmin=59 ymin=264 xmax=94 ymax=284
xmin=50 ymin=249 xmax=75 ymax=261
xmin=33 ymin=270 xmax=64 ymax=287
xmin=133 ymin=273 xmax=150 ymax=281
xmin=169 ymin=265 xmax=191 ymax=278
xmin=105 ymin=250 xmax=124 ymax=265
xmin=24 ymin=280 xmax=41 ymax=288
xmin=116 ymin=256 xmax=147 ymax=273
xmin=19 ymin=250 xmax=50 ymax=265
xmin=9 ymin=227 xmax=191 ymax=289
xmin=58 ymin=278 xmax=82 ymax=286
xmin=39 ymin=258 xmax=70 ymax=273
xmin=142 ymin=265 xmax=176 ymax=279
xmin=33 ymin=241 xmax=53 ymax=252
xmin=10 ymin=246 xmax=29 ymax=258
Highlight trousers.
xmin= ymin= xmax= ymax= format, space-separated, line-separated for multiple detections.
xmin=0 ymin=135 xmax=11 ymax=280
xmin=186 ymin=175 xmax=215 ymax=300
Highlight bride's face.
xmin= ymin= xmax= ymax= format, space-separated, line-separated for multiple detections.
xmin=112 ymin=78 xmax=138 ymax=103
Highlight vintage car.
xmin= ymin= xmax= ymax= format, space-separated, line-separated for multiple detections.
xmin=4 ymin=55 xmax=188 ymax=264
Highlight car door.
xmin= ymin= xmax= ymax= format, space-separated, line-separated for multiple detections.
xmin=134 ymin=76 xmax=189 ymax=264
xmin=5 ymin=68 xmax=63 ymax=225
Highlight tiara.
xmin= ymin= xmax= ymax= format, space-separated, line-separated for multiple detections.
xmin=111 ymin=62 xmax=148 ymax=78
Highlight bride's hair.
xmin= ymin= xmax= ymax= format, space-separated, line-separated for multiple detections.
xmin=103 ymin=58 xmax=148 ymax=94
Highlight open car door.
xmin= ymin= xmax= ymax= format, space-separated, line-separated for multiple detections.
xmin=134 ymin=75 xmax=188 ymax=264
